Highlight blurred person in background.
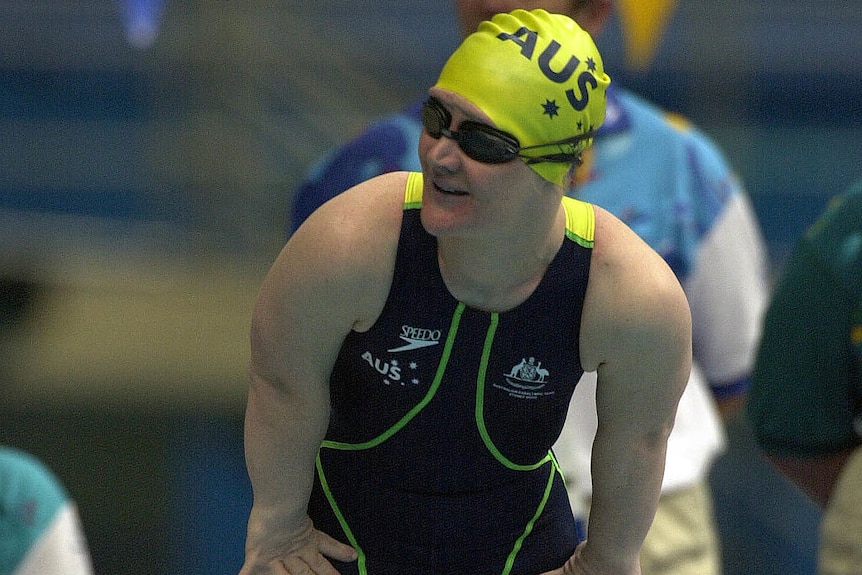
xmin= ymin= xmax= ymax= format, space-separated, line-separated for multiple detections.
xmin=748 ymin=179 xmax=862 ymax=575
xmin=291 ymin=1 xmax=769 ymax=574
xmin=0 ymin=446 xmax=94 ymax=575
xmin=1 ymin=264 xmax=94 ymax=575
xmin=242 ymin=9 xmax=691 ymax=574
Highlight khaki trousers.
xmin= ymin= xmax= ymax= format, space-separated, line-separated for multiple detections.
xmin=639 ymin=479 xmax=722 ymax=575
xmin=819 ymin=446 xmax=862 ymax=575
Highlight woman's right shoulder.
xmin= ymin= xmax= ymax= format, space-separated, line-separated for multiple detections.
xmin=297 ymin=171 xmax=409 ymax=240
xmin=264 ymin=172 xmax=409 ymax=325
xmin=290 ymin=171 xmax=408 ymax=253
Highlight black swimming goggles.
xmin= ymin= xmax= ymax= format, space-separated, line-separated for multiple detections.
xmin=420 ymin=96 xmax=594 ymax=166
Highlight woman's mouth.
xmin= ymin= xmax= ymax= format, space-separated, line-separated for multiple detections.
xmin=433 ymin=181 xmax=468 ymax=196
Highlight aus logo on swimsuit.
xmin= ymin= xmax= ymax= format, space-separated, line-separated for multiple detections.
xmin=354 ymin=325 xmax=440 ymax=389
xmin=496 ymin=357 xmax=555 ymax=400
xmin=360 ymin=352 xmax=423 ymax=389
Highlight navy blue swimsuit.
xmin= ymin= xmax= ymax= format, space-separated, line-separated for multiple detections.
xmin=309 ymin=173 xmax=594 ymax=575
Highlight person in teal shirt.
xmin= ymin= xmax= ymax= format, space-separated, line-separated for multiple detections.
xmin=0 ymin=446 xmax=93 ymax=575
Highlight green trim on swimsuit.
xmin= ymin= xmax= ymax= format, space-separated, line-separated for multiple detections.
xmin=501 ymin=456 xmax=561 ymax=575
xmin=321 ymin=303 xmax=465 ymax=451
xmin=316 ymin=454 xmax=368 ymax=573
xmin=475 ymin=312 xmax=553 ymax=472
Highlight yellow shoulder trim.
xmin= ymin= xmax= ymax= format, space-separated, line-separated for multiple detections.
xmin=562 ymin=196 xmax=595 ymax=248
xmin=404 ymin=172 xmax=423 ymax=209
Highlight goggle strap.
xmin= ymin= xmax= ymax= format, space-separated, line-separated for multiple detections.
xmin=518 ymin=131 xmax=595 ymax=152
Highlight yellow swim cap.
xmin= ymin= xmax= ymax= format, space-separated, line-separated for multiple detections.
xmin=435 ymin=9 xmax=610 ymax=186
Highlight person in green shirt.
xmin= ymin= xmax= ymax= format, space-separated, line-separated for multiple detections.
xmin=749 ymin=179 xmax=862 ymax=575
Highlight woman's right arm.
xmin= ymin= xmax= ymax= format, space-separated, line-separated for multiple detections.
xmin=239 ymin=173 xmax=407 ymax=574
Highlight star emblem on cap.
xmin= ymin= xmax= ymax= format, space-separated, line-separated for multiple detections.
xmin=542 ymin=99 xmax=560 ymax=119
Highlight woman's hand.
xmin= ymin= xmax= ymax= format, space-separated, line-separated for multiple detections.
xmin=239 ymin=516 xmax=357 ymax=575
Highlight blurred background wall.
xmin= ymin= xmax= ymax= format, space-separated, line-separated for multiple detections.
xmin=0 ymin=1 xmax=859 ymax=574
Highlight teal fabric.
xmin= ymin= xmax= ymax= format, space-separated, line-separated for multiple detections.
xmin=0 ymin=447 xmax=68 ymax=573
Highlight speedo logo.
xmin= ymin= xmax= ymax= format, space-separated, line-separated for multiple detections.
xmin=387 ymin=325 xmax=442 ymax=352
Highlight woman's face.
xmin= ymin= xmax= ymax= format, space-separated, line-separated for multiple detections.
xmin=418 ymin=88 xmax=557 ymax=240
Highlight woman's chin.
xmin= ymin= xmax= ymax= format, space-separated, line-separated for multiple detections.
xmin=420 ymin=202 xmax=471 ymax=238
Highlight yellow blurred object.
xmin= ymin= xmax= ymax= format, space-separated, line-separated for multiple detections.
xmin=616 ymin=0 xmax=680 ymax=70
